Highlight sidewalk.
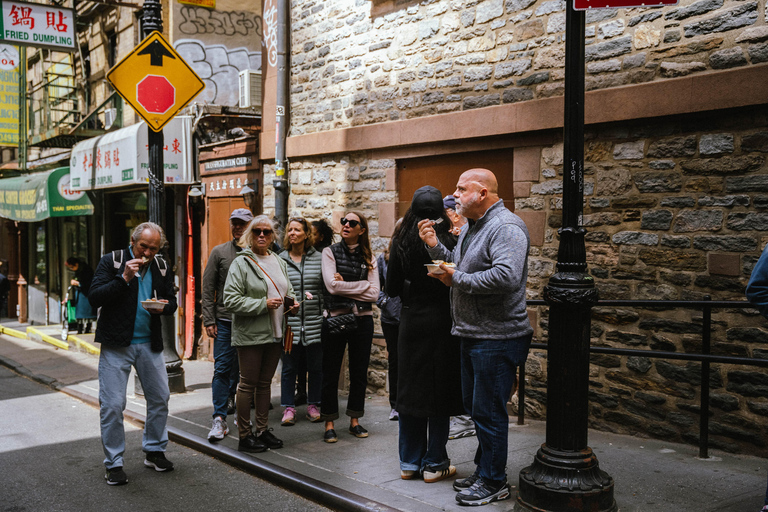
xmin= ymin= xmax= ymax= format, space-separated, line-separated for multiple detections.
xmin=1 ymin=320 xmax=766 ymax=511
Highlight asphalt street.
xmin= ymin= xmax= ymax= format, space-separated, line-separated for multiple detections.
xmin=0 ymin=365 xmax=331 ymax=512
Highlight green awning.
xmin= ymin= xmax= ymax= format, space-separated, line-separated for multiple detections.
xmin=0 ymin=167 xmax=94 ymax=222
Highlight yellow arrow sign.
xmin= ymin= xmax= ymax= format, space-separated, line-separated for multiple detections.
xmin=107 ymin=31 xmax=204 ymax=132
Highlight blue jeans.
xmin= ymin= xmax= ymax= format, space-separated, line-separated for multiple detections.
xmin=398 ymin=413 xmax=450 ymax=472
xmin=211 ymin=319 xmax=239 ymax=419
xmin=281 ymin=342 xmax=322 ymax=407
xmin=461 ymin=334 xmax=532 ymax=486
xmin=99 ymin=343 xmax=170 ymax=469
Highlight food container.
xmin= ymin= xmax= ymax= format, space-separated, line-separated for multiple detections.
xmin=141 ymin=300 xmax=166 ymax=312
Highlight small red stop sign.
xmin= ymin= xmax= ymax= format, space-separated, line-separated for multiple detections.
xmin=136 ymin=75 xmax=176 ymax=114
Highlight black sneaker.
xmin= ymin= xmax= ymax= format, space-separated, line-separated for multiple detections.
xmin=348 ymin=424 xmax=369 ymax=438
xmin=453 ymin=471 xmax=480 ymax=491
xmin=323 ymin=429 xmax=338 ymax=443
xmin=226 ymin=396 xmax=236 ymax=416
xmin=238 ymin=434 xmax=268 ymax=453
xmin=455 ymin=478 xmax=511 ymax=506
xmin=105 ymin=466 xmax=128 ymax=485
xmin=257 ymin=428 xmax=283 ymax=449
xmin=144 ymin=451 xmax=174 ymax=472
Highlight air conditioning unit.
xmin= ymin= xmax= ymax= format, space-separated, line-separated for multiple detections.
xmin=104 ymin=108 xmax=116 ymax=129
xmin=239 ymin=70 xmax=262 ymax=108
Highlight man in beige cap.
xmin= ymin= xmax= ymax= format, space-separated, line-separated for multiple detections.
xmin=203 ymin=208 xmax=253 ymax=442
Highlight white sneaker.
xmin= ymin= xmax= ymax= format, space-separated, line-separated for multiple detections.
xmin=448 ymin=415 xmax=476 ymax=440
xmin=208 ymin=416 xmax=228 ymax=442
xmin=424 ymin=465 xmax=456 ymax=483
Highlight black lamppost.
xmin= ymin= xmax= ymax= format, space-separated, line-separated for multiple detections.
xmin=140 ymin=0 xmax=185 ymax=394
xmin=516 ymin=2 xmax=616 ymax=511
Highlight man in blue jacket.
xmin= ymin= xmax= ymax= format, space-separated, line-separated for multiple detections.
xmin=89 ymin=222 xmax=177 ymax=486
xmin=419 ymin=168 xmax=532 ymax=506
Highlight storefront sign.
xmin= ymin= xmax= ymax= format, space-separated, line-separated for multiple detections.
xmin=178 ymin=0 xmax=215 ymax=7
xmin=0 ymin=0 xmax=75 ymax=52
xmin=203 ymin=156 xmax=252 ymax=172
xmin=69 ymin=116 xmax=195 ymax=190
xmin=0 ymin=166 xmax=93 ymax=221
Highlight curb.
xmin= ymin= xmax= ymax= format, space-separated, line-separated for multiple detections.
xmin=0 ymin=325 xmax=100 ymax=355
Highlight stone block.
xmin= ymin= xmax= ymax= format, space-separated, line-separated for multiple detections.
xmin=665 ymin=0 xmax=724 ymax=21
xmin=727 ymin=212 xmax=768 ymax=231
xmin=708 ymin=253 xmax=740 ymax=276
xmin=612 ymin=231 xmax=659 ymax=245
xmin=516 ymin=210 xmax=546 ymax=246
xmin=683 ymin=3 xmax=758 ymax=38
xmin=514 ymin=181 xmax=532 ymax=199
xmin=585 ymin=36 xmax=632 ymax=62
xmin=742 ymin=132 xmax=768 ymax=153
xmin=627 ymin=356 xmax=652 ymax=373
xmin=709 ymin=47 xmax=748 ymax=69
xmin=634 ymin=172 xmax=682 ymax=193
xmin=641 ymin=210 xmax=673 ymax=230
xmin=661 ymin=235 xmax=691 ymax=248
xmin=727 ymin=327 xmax=768 ymax=344
xmin=672 ymin=209 xmax=723 ymax=232
xmin=513 ymin=146 xmax=541 ymax=182
xmin=693 ymin=235 xmax=757 ymax=252
xmin=749 ymin=42 xmax=768 ymax=63
xmin=647 ymin=136 xmax=697 ymax=158
xmin=699 ymin=133 xmax=735 ymax=155
xmin=693 ymin=275 xmax=745 ymax=292
xmin=726 ymin=175 xmax=768 ymax=192
xmin=377 ymin=202 xmax=396 ymax=237
xmin=638 ymin=248 xmax=706 ymax=270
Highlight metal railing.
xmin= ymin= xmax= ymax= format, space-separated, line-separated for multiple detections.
xmin=518 ymin=297 xmax=766 ymax=459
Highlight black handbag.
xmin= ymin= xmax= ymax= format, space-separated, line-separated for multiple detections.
xmin=325 ymin=313 xmax=357 ymax=334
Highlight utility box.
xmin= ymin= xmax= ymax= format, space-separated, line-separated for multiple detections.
xmin=238 ymin=70 xmax=262 ymax=108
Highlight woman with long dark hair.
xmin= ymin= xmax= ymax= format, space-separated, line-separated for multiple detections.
xmin=386 ymin=186 xmax=463 ymax=483
xmin=320 ymin=211 xmax=379 ymax=443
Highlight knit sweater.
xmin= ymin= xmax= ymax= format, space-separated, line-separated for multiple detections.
xmin=427 ymin=200 xmax=533 ymax=340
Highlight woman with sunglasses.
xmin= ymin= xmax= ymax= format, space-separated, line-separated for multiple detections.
xmin=386 ymin=186 xmax=463 ymax=483
xmin=278 ymin=217 xmax=324 ymax=426
xmin=224 ymin=215 xmax=299 ymax=453
xmin=320 ymin=212 xmax=380 ymax=443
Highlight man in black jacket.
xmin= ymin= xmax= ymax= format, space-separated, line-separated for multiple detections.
xmin=89 ymin=222 xmax=177 ymax=486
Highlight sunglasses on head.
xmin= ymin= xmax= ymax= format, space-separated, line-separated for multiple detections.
xmin=340 ymin=218 xmax=360 ymax=228
xmin=252 ymin=228 xmax=273 ymax=236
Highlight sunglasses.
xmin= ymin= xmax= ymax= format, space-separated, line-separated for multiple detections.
xmin=340 ymin=218 xmax=360 ymax=228
xmin=252 ymin=228 xmax=273 ymax=236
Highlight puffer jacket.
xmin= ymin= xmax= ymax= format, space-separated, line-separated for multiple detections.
xmin=223 ymin=248 xmax=295 ymax=347
xmin=279 ymin=247 xmax=324 ymax=346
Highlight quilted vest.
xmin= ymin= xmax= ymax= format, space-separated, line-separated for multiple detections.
xmin=324 ymin=242 xmax=372 ymax=312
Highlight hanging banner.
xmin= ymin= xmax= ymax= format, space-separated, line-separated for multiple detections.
xmin=0 ymin=167 xmax=93 ymax=221
xmin=0 ymin=43 xmax=17 ymax=145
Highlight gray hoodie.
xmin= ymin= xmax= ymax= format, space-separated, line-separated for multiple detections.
xmin=427 ymin=200 xmax=533 ymax=340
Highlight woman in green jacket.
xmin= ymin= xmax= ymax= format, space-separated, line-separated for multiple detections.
xmin=279 ymin=217 xmax=325 ymax=426
xmin=224 ymin=215 xmax=298 ymax=453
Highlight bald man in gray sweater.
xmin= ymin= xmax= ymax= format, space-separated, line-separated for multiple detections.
xmin=419 ymin=168 xmax=532 ymax=507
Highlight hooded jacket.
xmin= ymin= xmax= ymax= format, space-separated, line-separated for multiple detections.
xmin=223 ymin=247 xmax=295 ymax=347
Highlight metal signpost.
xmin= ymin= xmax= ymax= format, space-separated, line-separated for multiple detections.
xmin=517 ymin=0 xmax=673 ymax=508
xmin=107 ymin=2 xmax=204 ymax=392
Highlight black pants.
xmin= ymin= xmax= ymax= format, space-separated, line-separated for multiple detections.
xmin=320 ymin=315 xmax=373 ymax=421
xmin=381 ymin=321 xmax=399 ymax=409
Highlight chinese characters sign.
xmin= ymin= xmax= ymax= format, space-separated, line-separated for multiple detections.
xmin=0 ymin=1 xmax=75 ymax=52
xmin=69 ymin=116 xmax=195 ymax=191
xmin=0 ymin=44 xmax=18 ymax=146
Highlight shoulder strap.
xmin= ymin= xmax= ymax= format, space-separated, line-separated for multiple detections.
xmin=244 ymin=254 xmax=280 ymax=292
xmin=154 ymin=255 xmax=168 ymax=277
xmin=112 ymin=250 xmax=123 ymax=269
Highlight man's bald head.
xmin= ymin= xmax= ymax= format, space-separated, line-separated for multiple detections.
xmin=461 ymin=168 xmax=499 ymax=195
xmin=453 ymin=168 xmax=501 ymax=220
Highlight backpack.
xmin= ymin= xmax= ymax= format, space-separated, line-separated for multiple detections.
xmin=112 ymin=249 xmax=168 ymax=277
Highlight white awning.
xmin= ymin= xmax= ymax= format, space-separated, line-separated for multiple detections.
xmin=69 ymin=116 xmax=195 ymax=190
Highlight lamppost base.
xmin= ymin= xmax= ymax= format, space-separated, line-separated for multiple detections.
xmin=517 ymin=444 xmax=617 ymax=512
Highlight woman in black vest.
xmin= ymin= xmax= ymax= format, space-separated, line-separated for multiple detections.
xmin=320 ymin=211 xmax=380 ymax=443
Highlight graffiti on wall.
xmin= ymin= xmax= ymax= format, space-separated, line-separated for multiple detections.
xmin=178 ymin=6 xmax=262 ymax=38
xmin=262 ymin=0 xmax=277 ymax=68
xmin=174 ymin=40 xmax=261 ymax=106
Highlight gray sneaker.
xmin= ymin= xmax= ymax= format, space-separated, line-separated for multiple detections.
xmin=208 ymin=416 xmax=229 ymax=442
xmin=449 ymin=415 xmax=476 ymax=440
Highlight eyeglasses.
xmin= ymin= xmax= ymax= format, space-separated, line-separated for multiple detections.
xmin=289 ymin=217 xmax=305 ymax=223
xmin=252 ymin=228 xmax=273 ymax=236
xmin=340 ymin=218 xmax=360 ymax=228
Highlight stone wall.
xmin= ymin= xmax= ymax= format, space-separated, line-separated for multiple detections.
xmin=290 ymin=0 xmax=767 ymax=134
xmin=271 ymin=0 xmax=768 ymax=453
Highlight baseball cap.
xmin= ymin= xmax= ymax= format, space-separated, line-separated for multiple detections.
xmin=443 ymin=195 xmax=456 ymax=210
xmin=230 ymin=208 xmax=254 ymax=222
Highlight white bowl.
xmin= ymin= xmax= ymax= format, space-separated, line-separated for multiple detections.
xmin=141 ymin=300 xmax=166 ymax=312
xmin=425 ymin=263 xmax=445 ymax=274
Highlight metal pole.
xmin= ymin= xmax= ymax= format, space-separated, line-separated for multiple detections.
xmin=699 ymin=297 xmax=711 ymax=459
xmin=18 ymin=46 xmax=26 ymax=175
xmin=517 ymin=2 xmax=616 ymax=510
xmin=273 ymin=0 xmax=289 ymax=230
xmin=137 ymin=0 xmax=185 ymax=394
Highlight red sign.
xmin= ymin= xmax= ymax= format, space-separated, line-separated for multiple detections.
xmin=574 ymin=0 xmax=677 ymax=9
xmin=137 ymin=75 xmax=175 ymax=114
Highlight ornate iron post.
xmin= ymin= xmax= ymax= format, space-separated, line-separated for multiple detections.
xmin=516 ymin=2 xmax=616 ymax=511
xmin=140 ymin=0 xmax=185 ymax=393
